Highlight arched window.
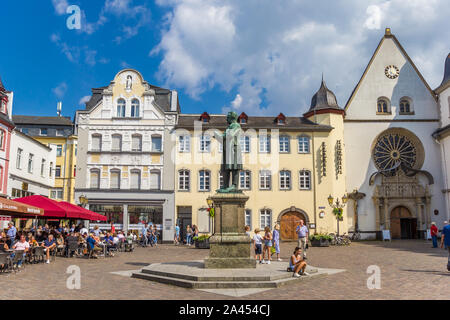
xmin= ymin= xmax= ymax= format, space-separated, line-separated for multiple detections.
xmin=130 ymin=169 xmax=141 ymax=189
xmin=0 ymin=130 xmax=5 ymax=150
xmin=131 ymin=99 xmax=140 ymax=118
xmin=110 ymin=169 xmax=120 ymax=189
xmin=298 ymin=136 xmax=310 ymax=153
xmin=377 ymin=97 xmax=390 ymax=114
xmin=399 ymin=97 xmax=412 ymax=114
xmin=150 ymin=169 xmax=161 ymax=190
xmin=90 ymin=169 xmax=100 ymax=189
xmin=178 ymin=170 xmax=190 ymax=191
xmin=116 ymin=98 xmax=126 ymax=117
xmin=299 ymin=170 xmax=311 ymax=190
xmin=111 ymin=134 xmax=122 ymax=152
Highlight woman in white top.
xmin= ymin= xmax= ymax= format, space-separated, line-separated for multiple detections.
xmin=252 ymin=228 xmax=263 ymax=263
xmin=290 ymin=247 xmax=308 ymax=277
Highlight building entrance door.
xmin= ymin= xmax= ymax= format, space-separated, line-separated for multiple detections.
xmin=390 ymin=206 xmax=417 ymax=239
xmin=280 ymin=211 xmax=307 ymax=241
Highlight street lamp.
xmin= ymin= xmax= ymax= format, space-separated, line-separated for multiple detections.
xmin=78 ymin=195 xmax=88 ymax=208
xmin=327 ymin=194 xmax=348 ymax=236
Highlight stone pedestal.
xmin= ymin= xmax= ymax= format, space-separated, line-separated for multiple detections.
xmin=204 ymin=193 xmax=256 ymax=269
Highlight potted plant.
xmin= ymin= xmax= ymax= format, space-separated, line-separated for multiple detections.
xmin=193 ymin=234 xmax=211 ymax=249
xmin=309 ymin=233 xmax=332 ymax=247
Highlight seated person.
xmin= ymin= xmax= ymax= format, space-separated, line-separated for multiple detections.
xmin=12 ymin=235 xmax=30 ymax=267
xmin=65 ymin=233 xmax=79 ymax=257
xmin=41 ymin=234 xmax=56 ymax=264
xmin=56 ymin=234 xmax=65 ymax=250
xmin=86 ymin=233 xmax=102 ymax=257
xmin=289 ymin=247 xmax=309 ymax=277
xmin=104 ymin=232 xmax=116 ymax=255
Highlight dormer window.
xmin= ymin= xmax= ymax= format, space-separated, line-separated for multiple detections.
xmin=238 ymin=112 xmax=248 ymax=124
xmin=199 ymin=112 xmax=210 ymax=123
xmin=377 ymin=97 xmax=391 ymax=114
xmin=0 ymin=97 xmax=6 ymax=114
xmin=275 ymin=113 xmax=286 ymax=125
xmin=399 ymin=97 xmax=413 ymax=114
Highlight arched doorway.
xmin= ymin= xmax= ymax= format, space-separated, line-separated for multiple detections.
xmin=280 ymin=210 xmax=307 ymax=241
xmin=390 ymin=206 xmax=417 ymax=239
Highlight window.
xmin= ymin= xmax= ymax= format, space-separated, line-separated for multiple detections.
xmin=377 ymin=97 xmax=390 ymax=113
xmin=110 ymin=170 xmax=120 ymax=189
xmin=298 ymin=136 xmax=310 ymax=153
xmin=49 ymin=162 xmax=53 ymax=177
xmin=0 ymin=130 xmax=4 ymax=150
xmin=178 ymin=170 xmax=190 ymax=191
xmin=51 ymin=189 xmax=63 ymax=199
xmin=56 ymin=129 xmax=64 ymax=136
xmin=218 ymin=172 xmax=224 ymax=189
xmin=132 ymin=134 xmax=142 ymax=152
xmin=131 ymin=99 xmax=140 ymax=117
xmin=279 ymin=135 xmax=290 ymax=153
xmin=73 ymin=165 xmax=76 ymax=177
xmin=0 ymin=99 xmax=6 ymax=113
xmin=239 ymin=170 xmax=251 ymax=190
xmin=16 ymin=148 xmax=22 ymax=169
xmin=130 ymin=170 xmax=141 ymax=189
xmin=56 ymin=145 xmax=63 ymax=157
xmin=111 ymin=134 xmax=122 ymax=152
xmin=91 ymin=134 xmax=102 ymax=152
xmin=260 ymin=209 xmax=272 ymax=229
xmin=279 ymin=170 xmax=291 ymax=190
xmin=28 ymin=154 xmax=34 ymax=173
xmin=116 ymin=98 xmax=126 ymax=117
xmin=259 ymin=170 xmax=271 ymax=190
xmin=55 ymin=165 xmax=61 ymax=177
xmin=240 ymin=135 xmax=250 ymax=153
xmin=299 ymin=170 xmax=311 ymax=190
xmin=199 ymin=134 xmax=211 ymax=152
xmin=40 ymin=128 xmax=48 ymax=136
xmin=41 ymin=159 xmax=46 ymax=176
xmin=21 ymin=128 xmax=29 ymax=135
xmin=179 ymin=135 xmax=191 ymax=152
xmin=259 ymin=135 xmax=270 ymax=153
xmin=150 ymin=170 xmax=161 ymax=190
xmin=151 ymin=135 xmax=162 ymax=152
xmin=245 ymin=209 xmax=252 ymax=229
xmin=399 ymin=98 xmax=412 ymax=113
xmin=199 ymin=170 xmax=211 ymax=191
xmin=90 ymin=169 xmax=100 ymax=189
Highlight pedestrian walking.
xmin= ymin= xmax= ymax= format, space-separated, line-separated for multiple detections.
xmin=272 ymin=224 xmax=281 ymax=261
xmin=186 ymin=225 xmax=193 ymax=246
xmin=295 ymin=220 xmax=308 ymax=259
xmin=430 ymin=222 xmax=438 ymax=248
xmin=174 ymin=224 xmax=180 ymax=245
xmin=262 ymin=226 xmax=273 ymax=264
xmin=252 ymin=228 xmax=263 ymax=264
xmin=440 ymin=221 xmax=450 ymax=271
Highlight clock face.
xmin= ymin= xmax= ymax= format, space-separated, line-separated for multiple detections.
xmin=385 ymin=65 xmax=399 ymax=79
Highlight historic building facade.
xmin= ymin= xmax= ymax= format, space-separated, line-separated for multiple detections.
xmin=344 ymin=29 xmax=448 ymax=239
xmin=74 ymin=69 xmax=178 ymax=242
xmin=12 ymin=115 xmax=77 ymax=203
xmin=174 ymin=80 xmax=348 ymax=240
xmin=0 ymin=77 xmax=15 ymax=198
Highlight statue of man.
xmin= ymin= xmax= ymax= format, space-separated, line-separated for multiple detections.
xmin=126 ymin=75 xmax=132 ymax=90
xmin=214 ymin=112 xmax=243 ymax=193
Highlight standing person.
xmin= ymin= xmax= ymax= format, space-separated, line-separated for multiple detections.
xmin=186 ymin=225 xmax=193 ymax=246
xmin=430 ymin=222 xmax=438 ymax=248
xmin=174 ymin=224 xmax=180 ymax=245
xmin=6 ymin=222 xmax=17 ymax=248
xmin=440 ymin=221 xmax=450 ymax=271
xmin=245 ymin=225 xmax=251 ymax=237
xmin=262 ymin=226 xmax=273 ymax=264
xmin=80 ymin=225 xmax=88 ymax=237
xmin=153 ymin=225 xmax=158 ymax=246
xmin=252 ymin=228 xmax=263 ymax=264
xmin=295 ymin=220 xmax=309 ymax=260
xmin=272 ymin=224 xmax=282 ymax=261
xmin=289 ymin=247 xmax=308 ymax=277
xmin=193 ymin=225 xmax=199 ymax=238
xmin=110 ymin=222 xmax=116 ymax=234
xmin=141 ymin=223 xmax=148 ymax=247
xmin=93 ymin=225 xmax=101 ymax=237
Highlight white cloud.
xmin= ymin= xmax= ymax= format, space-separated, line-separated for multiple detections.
xmin=79 ymin=95 xmax=91 ymax=105
xmin=231 ymin=94 xmax=242 ymax=110
xmin=52 ymin=82 xmax=68 ymax=99
xmin=52 ymin=0 xmax=69 ymax=15
xmin=154 ymin=0 xmax=450 ymax=116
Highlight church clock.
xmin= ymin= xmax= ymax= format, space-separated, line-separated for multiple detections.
xmin=385 ymin=65 xmax=399 ymax=79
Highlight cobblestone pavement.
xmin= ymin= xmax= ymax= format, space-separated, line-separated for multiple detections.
xmin=0 ymin=240 xmax=448 ymax=300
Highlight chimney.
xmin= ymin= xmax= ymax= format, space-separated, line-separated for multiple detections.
xmin=57 ymin=101 xmax=62 ymax=116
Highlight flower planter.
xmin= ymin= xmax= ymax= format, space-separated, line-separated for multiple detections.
xmin=310 ymin=239 xmax=330 ymax=247
xmin=195 ymin=239 xmax=210 ymax=249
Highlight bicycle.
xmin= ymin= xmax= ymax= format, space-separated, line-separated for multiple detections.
xmin=351 ymin=231 xmax=361 ymax=241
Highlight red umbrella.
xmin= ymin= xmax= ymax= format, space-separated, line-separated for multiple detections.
xmin=59 ymin=201 xmax=107 ymax=221
xmin=15 ymin=195 xmax=67 ymax=218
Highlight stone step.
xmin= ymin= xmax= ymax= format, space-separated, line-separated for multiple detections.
xmin=131 ymin=270 xmax=324 ymax=289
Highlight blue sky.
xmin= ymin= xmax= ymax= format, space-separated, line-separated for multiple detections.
xmin=0 ymin=0 xmax=449 ymax=119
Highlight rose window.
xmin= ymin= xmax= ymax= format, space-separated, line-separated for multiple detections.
xmin=372 ymin=133 xmax=417 ymax=171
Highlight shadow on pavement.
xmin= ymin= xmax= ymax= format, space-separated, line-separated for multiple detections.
xmin=356 ymin=240 xmax=448 ymax=258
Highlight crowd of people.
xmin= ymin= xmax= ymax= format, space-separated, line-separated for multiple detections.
xmin=173 ymin=224 xmax=199 ymax=246
xmin=0 ymin=221 xmax=138 ymax=272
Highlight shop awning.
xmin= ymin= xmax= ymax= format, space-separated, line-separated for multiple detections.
xmin=58 ymin=201 xmax=107 ymax=221
xmin=0 ymin=197 xmax=44 ymax=217
xmin=15 ymin=195 xmax=66 ymax=218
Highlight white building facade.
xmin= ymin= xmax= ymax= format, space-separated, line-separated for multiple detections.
xmin=75 ymin=69 xmax=179 ymax=242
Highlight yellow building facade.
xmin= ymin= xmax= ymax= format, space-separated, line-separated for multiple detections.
xmin=174 ymin=81 xmax=349 ymax=239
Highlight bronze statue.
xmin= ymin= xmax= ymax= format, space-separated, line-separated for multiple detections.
xmin=214 ymin=112 xmax=243 ymax=193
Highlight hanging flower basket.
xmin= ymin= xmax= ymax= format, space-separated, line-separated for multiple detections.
xmin=207 ymin=207 xmax=215 ymax=218
xmin=333 ymin=208 xmax=343 ymax=221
